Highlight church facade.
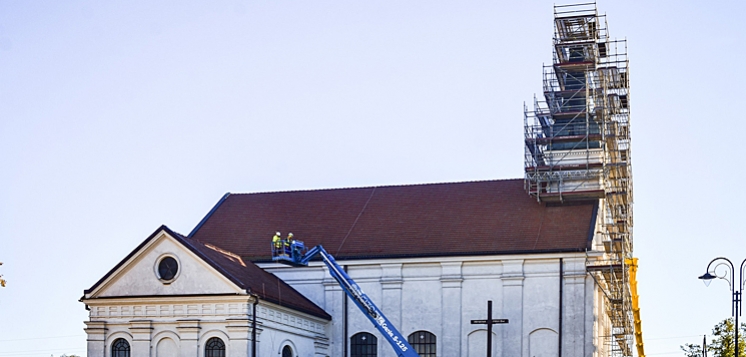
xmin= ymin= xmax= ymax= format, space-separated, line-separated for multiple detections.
xmin=82 ymin=179 xmax=611 ymax=357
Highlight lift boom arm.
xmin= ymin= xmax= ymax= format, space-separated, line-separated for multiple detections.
xmin=293 ymin=245 xmax=420 ymax=357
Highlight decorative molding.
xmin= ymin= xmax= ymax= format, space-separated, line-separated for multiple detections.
xmin=176 ymin=319 xmax=200 ymax=340
xmin=260 ymin=305 xmax=326 ymax=334
xmin=90 ymin=302 xmax=249 ymax=319
xmin=84 ymin=321 xmax=107 ymax=340
xmin=129 ymin=320 xmax=153 ymax=341
xmin=502 ymin=259 xmax=525 ymax=286
xmin=380 ymin=277 xmax=403 ymax=290
xmin=314 ymin=337 xmax=331 ymax=350
xmin=440 ymin=261 xmax=463 ymax=288
xmin=322 ymin=277 xmax=342 ymax=290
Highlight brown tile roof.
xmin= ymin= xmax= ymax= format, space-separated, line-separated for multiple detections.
xmin=83 ymin=226 xmax=331 ymax=320
xmin=179 ymin=233 xmax=331 ymax=320
xmin=189 ymin=179 xmax=598 ymax=261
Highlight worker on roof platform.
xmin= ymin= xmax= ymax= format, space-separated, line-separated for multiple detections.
xmin=285 ymin=233 xmax=294 ymax=257
xmin=272 ymin=232 xmax=283 ymax=256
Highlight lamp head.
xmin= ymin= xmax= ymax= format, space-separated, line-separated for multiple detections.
xmin=699 ymin=272 xmax=716 ymax=287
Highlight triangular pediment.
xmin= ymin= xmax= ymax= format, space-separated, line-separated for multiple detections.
xmin=85 ymin=227 xmax=244 ymax=299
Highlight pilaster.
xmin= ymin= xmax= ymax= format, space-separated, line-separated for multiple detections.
xmin=323 ymin=276 xmax=345 ymax=357
xmin=441 ymin=262 xmax=463 ymax=357
xmin=84 ymin=321 xmax=106 ymax=357
xmin=176 ymin=319 xmax=199 ymax=357
xmin=129 ymin=320 xmax=153 ymax=357
xmin=381 ymin=263 xmax=403 ymax=326
xmin=502 ymin=260 xmax=524 ymax=357
xmin=227 ymin=318 xmax=251 ymax=356
xmin=562 ymin=257 xmax=587 ymax=357
xmin=380 ymin=263 xmax=403 ymax=357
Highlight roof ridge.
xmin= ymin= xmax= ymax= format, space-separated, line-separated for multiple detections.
xmin=229 ymin=178 xmax=523 ymax=196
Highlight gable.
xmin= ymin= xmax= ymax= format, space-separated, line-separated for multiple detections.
xmin=83 ymin=226 xmax=332 ymax=319
xmin=86 ymin=229 xmax=242 ymax=298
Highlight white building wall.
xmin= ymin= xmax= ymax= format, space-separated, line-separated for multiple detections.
xmin=83 ymin=299 xmax=330 ymax=357
xmin=264 ymin=252 xmax=601 ymax=357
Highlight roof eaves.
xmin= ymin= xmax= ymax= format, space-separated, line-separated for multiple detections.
xmin=249 ymin=247 xmax=591 ymax=263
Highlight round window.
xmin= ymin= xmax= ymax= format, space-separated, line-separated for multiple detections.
xmin=157 ymin=256 xmax=179 ymax=281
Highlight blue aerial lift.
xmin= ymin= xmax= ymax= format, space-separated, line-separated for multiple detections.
xmin=272 ymin=236 xmax=420 ymax=357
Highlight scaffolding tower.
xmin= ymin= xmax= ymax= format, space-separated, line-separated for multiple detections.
xmin=523 ymin=2 xmax=634 ymax=356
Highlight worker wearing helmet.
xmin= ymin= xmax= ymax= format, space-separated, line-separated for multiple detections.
xmin=285 ymin=233 xmax=294 ymax=257
xmin=272 ymin=232 xmax=283 ymax=256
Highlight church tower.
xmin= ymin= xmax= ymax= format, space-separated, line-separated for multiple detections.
xmin=523 ymin=3 xmax=635 ymax=356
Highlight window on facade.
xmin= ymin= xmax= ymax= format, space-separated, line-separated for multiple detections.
xmin=408 ymin=331 xmax=436 ymax=357
xmin=111 ymin=338 xmax=130 ymax=357
xmin=282 ymin=345 xmax=293 ymax=357
xmin=205 ymin=337 xmax=225 ymax=357
xmin=351 ymin=332 xmax=377 ymax=357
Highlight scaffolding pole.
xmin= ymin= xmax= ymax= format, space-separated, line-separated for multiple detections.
xmin=523 ymin=2 xmax=636 ymax=356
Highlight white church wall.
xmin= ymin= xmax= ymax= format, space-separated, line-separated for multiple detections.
xmin=263 ymin=252 xmax=600 ymax=357
xmin=257 ymin=304 xmax=330 ymax=357
xmin=462 ymin=260 xmax=503 ymax=357
xmin=529 ymin=328 xmax=558 ymax=357
xmin=523 ymin=259 xmax=561 ymax=357
xmin=467 ymin=329 xmax=498 ymax=357
xmin=561 ymin=257 xmax=589 ymax=357
xmin=84 ymin=299 xmax=329 ymax=357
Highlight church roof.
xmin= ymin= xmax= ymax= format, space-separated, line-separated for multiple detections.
xmin=189 ymin=179 xmax=598 ymax=261
xmin=83 ymin=226 xmax=331 ymax=320
xmin=180 ymin=234 xmax=332 ymax=320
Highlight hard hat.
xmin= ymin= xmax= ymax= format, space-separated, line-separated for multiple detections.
xmin=288 ymin=232 xmax=294 ymax=237
xmin=276 ymin=231 xmax=281 ymax=236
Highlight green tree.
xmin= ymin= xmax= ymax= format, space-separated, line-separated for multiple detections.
xmin=682 ymin=318 xmax=746 ymax=357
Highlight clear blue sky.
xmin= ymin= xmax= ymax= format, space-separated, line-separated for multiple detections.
xmin=1 ymin=1 xmax=744 ymax=356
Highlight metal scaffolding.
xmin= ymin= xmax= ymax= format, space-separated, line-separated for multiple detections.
xmin=523 ymin=2 xmax=635 ymax=356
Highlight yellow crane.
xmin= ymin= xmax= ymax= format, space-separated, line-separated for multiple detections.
xmin=626 ymin=258 xmax=645 ymax=357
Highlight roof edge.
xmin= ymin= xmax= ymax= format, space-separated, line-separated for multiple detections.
xmin=188 ymin=192 xmax=231 ymax=238
xmin=226 ymin=178 xmax=523 ymax=197
xmin=249 ymin=247 xmax=591 ymax=263
xmin=83 ymin=224 xmax=175 ymax=295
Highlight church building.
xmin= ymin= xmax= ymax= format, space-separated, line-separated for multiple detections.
xmin=81 ymin=3 xmax=636 ymax=357
xmin=81 ymin=180 xmax=607 ymax=357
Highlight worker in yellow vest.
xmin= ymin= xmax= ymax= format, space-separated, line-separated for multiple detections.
xmin=285 ymin=233 xmax=294 ymax=256
xmin=272 ymin=232 xmax=283 ymax=256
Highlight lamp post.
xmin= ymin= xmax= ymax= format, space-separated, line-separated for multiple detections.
xmin=699 ymin=257 xmax=746 ymax=357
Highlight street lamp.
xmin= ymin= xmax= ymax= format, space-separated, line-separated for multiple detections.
xmin=699 ymin=257 xmax=746 ymax=357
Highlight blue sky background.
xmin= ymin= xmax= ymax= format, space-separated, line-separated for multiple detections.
xmin=1 ymin=1 xmax=745 ymax=356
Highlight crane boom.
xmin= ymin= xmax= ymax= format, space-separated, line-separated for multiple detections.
xmin=272 ymin=240 xmax=420 ymax=357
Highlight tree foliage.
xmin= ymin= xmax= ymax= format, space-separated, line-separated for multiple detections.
xmin=682 ymin=318 xmax=746 ymax=357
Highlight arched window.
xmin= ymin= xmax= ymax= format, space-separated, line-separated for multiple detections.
xmin=351 ymin=332 xmax=377 ymax=357
xmin=111 ymin=338 xmax=130 ymax=357
xmin=408 ymin=331 xmax=436 ymax=357
xmin=282 ymin=345 xmax=293 ymax=357
xmin=205 ymin=337 xmax=225 ymax=357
